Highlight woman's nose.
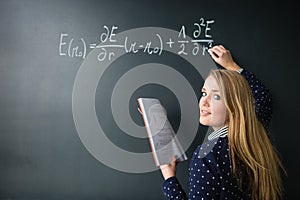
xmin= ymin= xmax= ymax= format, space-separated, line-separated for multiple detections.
xmin=199 ymin=95 xmax=210 ymax=107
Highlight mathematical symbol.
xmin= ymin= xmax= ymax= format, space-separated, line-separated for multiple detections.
xmin=178 ymin=40 xmax=189 ymax=44
xmin=166 ymin=38 xmax=175 ymax=48
xmin=90 ymin=43 xmax=97 ymax=49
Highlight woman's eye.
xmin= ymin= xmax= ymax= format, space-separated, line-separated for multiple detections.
xmin=213 ymin=94 xmax=221 ymax=100
xmin=201 ymin=92 xmax=207 ymax=97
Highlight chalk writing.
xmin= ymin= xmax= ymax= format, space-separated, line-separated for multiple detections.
xmin=59 ymin=33 xmax=87 ymax=59
xmin=58 ymin=18 xmax=215 ymax=61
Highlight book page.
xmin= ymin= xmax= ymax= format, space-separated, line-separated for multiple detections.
xmin=138 ymin=98 xmax=187 ymax=166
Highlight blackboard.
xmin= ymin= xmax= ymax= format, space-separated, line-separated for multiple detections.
xmin=0 ymin=0 xmax=298 ymax=199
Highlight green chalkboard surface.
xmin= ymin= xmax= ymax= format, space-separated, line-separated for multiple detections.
xmin=0 ymin=0 xmax=298 ymax=199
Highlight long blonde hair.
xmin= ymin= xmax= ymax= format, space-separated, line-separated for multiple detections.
xmin=210 ymin=69 xmax=286 ymax=200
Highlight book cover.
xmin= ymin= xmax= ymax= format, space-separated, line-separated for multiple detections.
xmin=137 ymin=98 xmax=188 ymax=167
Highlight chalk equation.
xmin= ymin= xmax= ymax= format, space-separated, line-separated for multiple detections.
xmin=58 ymin=18 xmax=215 ymax=62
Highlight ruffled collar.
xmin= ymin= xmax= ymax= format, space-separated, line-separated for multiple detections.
xmin=208 ymin=126 xmax=228 ymax=140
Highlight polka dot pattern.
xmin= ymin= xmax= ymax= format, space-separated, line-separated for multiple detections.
xmin=162 ymin=137 xmax=251 ymax=200
xmin=162 ymin=69 xmax=272 ymax=200
xmin=240 ymin=69 xmax=273 ymax=131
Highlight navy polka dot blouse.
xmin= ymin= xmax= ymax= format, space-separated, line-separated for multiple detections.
xmin=162 ymin=69 xmax=273 ymax=200
xmin=240 ymin=69 xmax=273 ymax=131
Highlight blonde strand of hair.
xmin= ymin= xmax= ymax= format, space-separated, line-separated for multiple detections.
xmin=210 ymin=69 xmax=285 ymax=200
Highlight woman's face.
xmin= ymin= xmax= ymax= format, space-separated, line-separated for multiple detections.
xmin=199 ymin=75 xmax=227 ymax=130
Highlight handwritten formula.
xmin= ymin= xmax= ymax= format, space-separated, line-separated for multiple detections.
xmin=58 ymin=18 xmax=215 ymax=62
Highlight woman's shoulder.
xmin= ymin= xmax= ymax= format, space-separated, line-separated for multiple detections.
xmin=192 ymin=136 xmax=229 ymax=162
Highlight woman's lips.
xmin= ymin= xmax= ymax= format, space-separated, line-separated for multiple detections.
xmin=200 ymin=109 xmax=211 ymax=116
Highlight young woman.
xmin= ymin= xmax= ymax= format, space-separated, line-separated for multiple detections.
xmin=160 ymin=45 xmax=285 ymax=200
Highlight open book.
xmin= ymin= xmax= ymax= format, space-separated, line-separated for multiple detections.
xmin=137 ymin=98 xmax=188 ymax=167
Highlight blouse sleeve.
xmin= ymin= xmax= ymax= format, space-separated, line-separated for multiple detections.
xmin=162 ymin=157 xmax=221 ymax=200
xmin=162 ymin=138 xmax=240 ymax=200
xmin=240 ymin=69 xmax=273 ymax=130
xmin=162 ymin=139 xmax=224 ymax=200
xmin=162 ymin=177 xmax=187 ymax=200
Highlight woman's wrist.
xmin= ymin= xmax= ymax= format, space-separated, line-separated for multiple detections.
xmin=160 ymin=164 xmax=176 ymax=180
xmin=225 ymin=62 xmax=242 ymax=71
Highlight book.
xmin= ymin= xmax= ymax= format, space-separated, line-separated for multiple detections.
xmin=137 ymin=98 xmax=188 ymax=167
